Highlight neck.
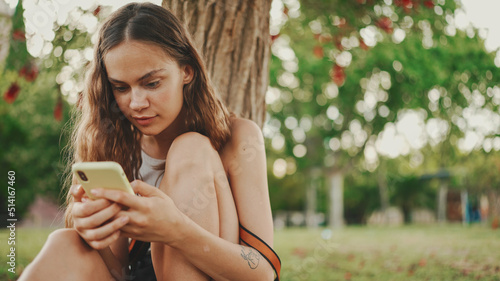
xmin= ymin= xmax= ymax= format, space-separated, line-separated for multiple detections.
xmin=142 ymin=106 xmax=188 ymax=159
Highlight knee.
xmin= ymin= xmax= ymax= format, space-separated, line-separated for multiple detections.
xmin=167 ymin=132 xmax=217 ymax=170
xmin=48 ymin=228 xmax=80 ymax=243
xmin=46 ymin=228 xmax=88 ymax=251
xmin=170 ymin=132 xmax=215 ymax=156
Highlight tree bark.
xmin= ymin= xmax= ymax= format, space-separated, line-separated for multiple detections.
xmin=437 ymin=180 xmax=448 ymax=223
xmin=162 ymin=0 xmax=271 ymax=127
xmin=328 ymin=171 xmax=344 ymax=229
xmin=305 ymin=168 xmax=321 ymax=228
xmin=377 ymin=168 xmax=390 ymax=212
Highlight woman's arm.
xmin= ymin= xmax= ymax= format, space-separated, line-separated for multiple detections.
xmin=170 ymin=214 xmax=275 ymax=281
xmin=93 ymin=120 xmax=277 ymax=280
xmin=69 ymin=185 xmax=130 ymax=278
xmin=161 ymin=122 xmax=276 ymax=280
xmin=101 ymin=236 xmax=129 ymax=278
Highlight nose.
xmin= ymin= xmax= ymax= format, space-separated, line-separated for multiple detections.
xmin=129 ymin=88 xmax=149 ymax=111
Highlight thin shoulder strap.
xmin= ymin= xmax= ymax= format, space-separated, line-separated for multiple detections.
xmin=239 ymin=224 xmax=281 ymax=281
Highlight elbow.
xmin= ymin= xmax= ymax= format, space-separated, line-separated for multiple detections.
xmin=262 ymin=263 xmax=275 ymax=281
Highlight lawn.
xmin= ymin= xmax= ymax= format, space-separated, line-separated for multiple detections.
xmin=276 ymin=224 xmax=500 ymax=281
xmin=1 ymin=224 xmax=499 ymax=280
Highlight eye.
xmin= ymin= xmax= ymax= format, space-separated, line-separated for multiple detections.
xmin=112 ymin=85 xmax=129 ymax=93
xmin=145 ymin=81 xmax=160 ymax=89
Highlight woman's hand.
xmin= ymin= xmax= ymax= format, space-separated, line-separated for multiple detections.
xmin=70 ymin=184 xmax=130 ymax=250
xmin=90 ymin=180 xmax=186 ymax=245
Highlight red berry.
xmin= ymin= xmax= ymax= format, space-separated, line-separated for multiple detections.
xmin=93 ymin=6 xmax=101 ymax=16
xmin=19 ymin=66 xmax=27 ymax=77
xmin=4 ymin=83 xmax=20 ymax=104
xmin=376 ymin=17 xmax=393 ymax=34
xmin=424 ymin=0 xmax=434 ymax=9
xmin=12 ymin=30 xmax=25 ymax=41
xmin=313 ymin=46 xmax=324 ymax=58
xmin=54 ymin=99 xmax=63 ymax=121
xmin=19 ymin=64 xmax=39 ymax=82
xmin=331 ymin=64 xmax=346 ymax=86
xmin=26 ymin=65 xmax=39 ymax=82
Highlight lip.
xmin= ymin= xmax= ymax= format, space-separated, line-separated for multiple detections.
xmin=133 ymin=115 xmax=156 ymax=126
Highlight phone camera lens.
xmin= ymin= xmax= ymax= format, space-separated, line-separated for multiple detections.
xmin=77 ymin=171 xmax=88 ymax=182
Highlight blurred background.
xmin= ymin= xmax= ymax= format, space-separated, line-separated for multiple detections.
xmin=2 ymin=0 xmax=500 ymax=280
xmin=1 ymin=0 xmax=499 ymax=229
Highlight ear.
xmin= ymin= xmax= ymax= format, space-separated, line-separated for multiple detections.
xmin=182 ymin=65 xmax=194 ymax=85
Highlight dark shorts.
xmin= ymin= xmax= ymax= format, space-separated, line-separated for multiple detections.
xmin=128 ymin=250 xmax=156 ymax=281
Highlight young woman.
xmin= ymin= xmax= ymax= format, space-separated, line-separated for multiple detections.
xmin=19 ymin=2 xmax=280 ymax=281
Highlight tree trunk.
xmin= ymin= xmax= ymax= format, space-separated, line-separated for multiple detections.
xmin=305 ymin=168 xmax=321 ymax=228
xmin=328 ymin=171 xmax=344 ymax=229
xmin=162 ymin=0 xmax=271 ymax=127
xmin=461 ymin=190 xmax=468 ymax=225
xmin=437 ymin=180 xmax=448 ymax=223
xmin=377 ymin=163 xmax=390 ymax=214
xmin=488 ymin=190 xmax=500 ymax=219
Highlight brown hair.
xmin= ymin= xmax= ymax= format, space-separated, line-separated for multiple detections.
xmin=64 ymin=2 xmax=231 ymax=227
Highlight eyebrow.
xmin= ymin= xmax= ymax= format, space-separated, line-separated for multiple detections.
xmin=108 ymin=69 xmax=165 ymax=84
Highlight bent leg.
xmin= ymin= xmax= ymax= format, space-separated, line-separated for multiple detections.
xmin=18 ymin=228 xmax=116 ymax=281
xmin=151 ymin=132 xmax=239 ymax=280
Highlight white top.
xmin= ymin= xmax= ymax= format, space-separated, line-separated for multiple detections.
xmin=139 ymin=150 xmax=165 ymax=187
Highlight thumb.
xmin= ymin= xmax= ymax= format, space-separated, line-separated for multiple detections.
xmin=131 ymin=180 xmax=161 ymax=197
xmin=70 ymin=184 xmax=85 ymax=202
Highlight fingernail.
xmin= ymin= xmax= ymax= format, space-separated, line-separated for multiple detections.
xmin=91 ymin=189 xmax=99 ymax=196
xmin=81 ymin=197 xmax=87 ymax=203
xmin=121 ymin=216 xmax=129 ymax=223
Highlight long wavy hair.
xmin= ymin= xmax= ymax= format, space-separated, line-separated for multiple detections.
xmin=64 ymin=2 xmax=231 ymax=227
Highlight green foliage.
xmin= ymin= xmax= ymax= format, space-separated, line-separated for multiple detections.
xmin=0 ymin=71 xmax=71 ymax=225
xmin=0 ymin=2 xmax=96 ymax=222
xmin=389 ymin=174 xmax=437 ymax=222
xmin=266 ymin=0 xmax=500 ymax=223
xmin=4 ymin=0 xmax=29 ymax=71
xmin=343 ymin=171 xmax=380 ymax=224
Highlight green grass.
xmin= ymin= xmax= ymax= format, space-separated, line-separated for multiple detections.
xmin=276 ymin=225 xmax=500 ymax=281
xmin=1 ymin=225 xmax=499 ymax=280
xmin=0 ymin=227 xmax=55 ymax=280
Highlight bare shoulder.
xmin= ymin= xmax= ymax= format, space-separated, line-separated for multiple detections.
xmin=220 ymin=117 xmax=265 ymax=166
xmin=228 ymin=116 xmax=264 ymax=143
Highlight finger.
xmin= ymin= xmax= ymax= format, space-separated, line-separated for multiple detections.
xmin=72 ymin=199 xmax=113 ymax=218
xmin=88 ymin=230 xmax=122 ymax=250
xmin=83 ymin=216 xmax=129 ymax=249
xmin=70 ymin=185 xmax=85 ymax=202
xmin=91 ymin=188 xmax=140 ymax=209
xmin=75 ymin=203 xmax=123 ymax=231
xmin=131 ymin=180 xmax=162 ymax=197
xmin=115 ymin=209 xmax=143 ymax=234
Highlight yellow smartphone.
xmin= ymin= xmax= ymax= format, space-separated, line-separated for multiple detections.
xmin=72 ymin=161 xmax=134 ymax=200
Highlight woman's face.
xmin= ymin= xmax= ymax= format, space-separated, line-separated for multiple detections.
xmin=104 ymin=40 xmax=192 ymax=137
